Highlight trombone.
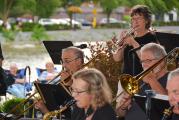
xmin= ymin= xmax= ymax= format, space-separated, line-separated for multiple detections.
xmin=0 ymin=52 xmax=103 ymax=120
xmin=115 ymin=47 xmax=179 ymax=107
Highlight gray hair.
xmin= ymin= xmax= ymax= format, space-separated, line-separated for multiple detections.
xmin=62 ymin=47 xmax=84 ymax=63
xmin=72 ymin=68 xmax=112 ymax=108
xmin=168 ymin=68 xmax=179 ymax=80
xmin=140 ymin=43 xmax=167 ymax=59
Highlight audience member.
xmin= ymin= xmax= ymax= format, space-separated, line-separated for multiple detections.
xmin=6 ymin=63 xmax=26 ymax=98
xmin=38 ymin=62 xmax=58 ymax=83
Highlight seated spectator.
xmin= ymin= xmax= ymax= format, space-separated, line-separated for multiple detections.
xmin=38 ymin=62 xmax=58 ymax=83
xmin=6 ymin=63 xmax=26 ymax=98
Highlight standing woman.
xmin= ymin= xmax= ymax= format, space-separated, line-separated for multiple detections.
xmin=113 ymin=4 xmax=159 ymax=76
xmin=71 ymin=68 xmax=117 ymax=120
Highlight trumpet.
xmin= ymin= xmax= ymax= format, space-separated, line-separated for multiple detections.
xmin=111 ymin=28 xmax=135 ymax=54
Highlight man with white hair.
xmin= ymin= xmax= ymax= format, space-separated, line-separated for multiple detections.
xmin=167 ymin=68 xmax=179 ymax=120
xmin=116 ymin=43 xmax=168 ymax=120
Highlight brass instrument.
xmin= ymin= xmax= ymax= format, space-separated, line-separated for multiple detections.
xmin=43 ymin=99 xmax=76 ymax=120
xmin=120 ymin=47 xmax=179 ymax=96
xmin=111 ymin=28 xmax=135 ymax=54
xmin=161 ymin=105 xmax=174 ymax=120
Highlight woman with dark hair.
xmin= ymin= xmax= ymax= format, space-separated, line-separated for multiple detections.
xmin=113 ymin=4 xmax=159 ymax=76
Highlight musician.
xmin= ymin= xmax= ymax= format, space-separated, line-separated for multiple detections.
xmin=167 ymin=68 xmax=179 ymax=120
xmin=116 ymin=43 xmax=168 ymax=120
xmin=35 ymin=47 xmax=84 ymax=117
xmin=113 ymin=4 xmax=159 ymax=76
xmin=71 ymin=68 xmax=117 ymax=120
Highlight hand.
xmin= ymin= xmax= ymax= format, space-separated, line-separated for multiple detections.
xmin=61 ymin=70 xmax=71 ymax=80
xmin=119 ymin=92 xmax=131 ymax=109
xmin=119 ymin=31 xmax=138 ymax=48
xmin=34 ymin=100 xmax=49 ymax=114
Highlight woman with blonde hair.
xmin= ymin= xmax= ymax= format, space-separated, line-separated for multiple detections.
xmin=71 ymin=68 xmax=117 ymax=120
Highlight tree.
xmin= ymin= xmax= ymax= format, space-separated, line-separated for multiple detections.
xmin=0 ymin=0 xmax=36 ymax=27
xmin=34 ymin=0 xmax=60 ymax=18
xmin=60 ymin=0 xmax=82 ymax=28
xmin=100 ymin=0 xmax=119 ymax=24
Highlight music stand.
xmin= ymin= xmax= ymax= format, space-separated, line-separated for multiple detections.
xmin=134 ymin=94 xmax=170 ymax=120
xmin=43 ymin=41 xmax=73 ymax=64
xmin=34 ymin=82 xmax=72 ymax=118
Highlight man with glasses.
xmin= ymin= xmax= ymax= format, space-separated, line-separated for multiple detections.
xmin=167 ymin=68 xmax=179 ymax=120
xmin=35 ymin=47 xmax=84 ymax=118
xmin=116 ymin=43 xmax=168 ymax=120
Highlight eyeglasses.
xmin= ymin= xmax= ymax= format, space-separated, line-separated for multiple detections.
xmin=61 ymin=57 xmax=79 ymax=64
xmin=141 ymin=58 xmax=158 ymax=64
xmin=131 ymin=17 xmax=144 ymax=22
xmin=71 ymin=88 xmax=88 ymax=95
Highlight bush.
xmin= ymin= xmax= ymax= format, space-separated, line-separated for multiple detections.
xmin=97 ymin=23 xmax=129 ymax=29
xmin=153 ymin=21 xmax=179 ymax=26
xmin=0 ymin=98 xmax=24 ymax=115
xmin=31 ymin=25 xmax=49 ymax=41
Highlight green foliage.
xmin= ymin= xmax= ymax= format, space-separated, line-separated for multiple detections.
xmin=122 ymin=15 xmax=131 ymax=23
xmin=100 ymin=0 xmax=119 ymax=23
xmin=31 ymin=25 xmax=49 ymax=41
xmin=35 ymin=0 xmax=60 ymax=18
xmin=1 ymin=29 xmax=17 ymax=41
xmin=153 ymin=21 xmax=179 ymax=26
xmin=0 ymin=98 xmax=25 ymax=115
xmin=97 ymin=23 xmax=129 ymax=29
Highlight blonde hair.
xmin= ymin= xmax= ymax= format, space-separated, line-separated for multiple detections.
xmin=72 ymin=68 xmax=112 ymax=108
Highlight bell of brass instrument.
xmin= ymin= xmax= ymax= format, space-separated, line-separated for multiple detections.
xmin=43 ymin=99 xmax=76 ymax=120
xmin=161 ymin=105 xmax=174 ymax=120
xmin=111 ymin=28 xmax=135 ymax=54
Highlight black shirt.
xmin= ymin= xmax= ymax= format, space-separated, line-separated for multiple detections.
xmin=72 ymin=104 xmax=117 ymax=120
xmin=122 ymin=32 xmax=158 ymax=76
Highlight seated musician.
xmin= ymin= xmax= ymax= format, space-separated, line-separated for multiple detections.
xmin=71 ymin=68 xmax=117 ymax=120
xmin=38 ymin=61 xmax=58 ymax=83
xmin=35 ymin=47 xmax=84 ymax=118
xmin=116 ymin=43 xmax=168 ymax=120
xmin=166 ymin=68 xmax=179 ymax=120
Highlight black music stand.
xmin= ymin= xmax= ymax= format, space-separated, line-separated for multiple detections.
xmin=134 ymin=94 xmax=170 ymax=120
xmin=34 ymin=82 xmax=72 ymax=118
xmin=43 ymin=41 xmax=73 ymax=64
xmin=156 ymin=32 xmax=179 ymax=53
